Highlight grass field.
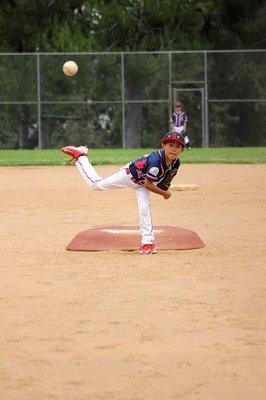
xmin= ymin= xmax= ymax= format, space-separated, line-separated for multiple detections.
xmin=0 ymin=147 xmax=265 ymax=166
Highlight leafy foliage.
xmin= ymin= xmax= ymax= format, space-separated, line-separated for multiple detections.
xmin=0 ymin=1 xmax=265 ymax=52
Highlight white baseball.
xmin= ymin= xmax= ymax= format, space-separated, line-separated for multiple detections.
xmin=62 ymin=60 xmax=78 ymax=76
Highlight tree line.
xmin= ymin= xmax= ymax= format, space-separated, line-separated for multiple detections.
xmin=1 ymin=1 xmax=265 ymax=52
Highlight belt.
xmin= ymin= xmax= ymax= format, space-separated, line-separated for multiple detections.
xmin=125 ymin=167 xmax=141 ymax=185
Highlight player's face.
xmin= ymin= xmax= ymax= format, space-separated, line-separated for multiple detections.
xmin=175 ymin=104 xmax=182 ymax=113
xmin=163 ymin=142 xmax=183 ymax=163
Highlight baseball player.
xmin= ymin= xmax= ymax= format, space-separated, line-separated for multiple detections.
xmin=170 ymin=101 xmax=190 ymax=149
xmin=61 ymin=132 xmax=185 ymax=255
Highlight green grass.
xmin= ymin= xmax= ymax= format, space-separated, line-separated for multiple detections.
xmin=0 ymin=147 xmax=265 ymax=166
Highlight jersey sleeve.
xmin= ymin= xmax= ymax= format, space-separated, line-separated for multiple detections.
xmin=145 ymin=154 xmax=161 ymax=182
xmin=184 ymin=113 xmax=188 ymax=123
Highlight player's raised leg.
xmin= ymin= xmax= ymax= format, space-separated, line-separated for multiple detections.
xmin=61 ymin=145 xmax=137 ymax=191
xmin=76 ymin=155 xmax=103 ymax=187
xmin=61 ymin=145 xmax=102 ymax=186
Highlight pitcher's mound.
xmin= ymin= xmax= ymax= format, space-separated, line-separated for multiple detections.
xmin=66 ymin=226 xmax=204 ymax=252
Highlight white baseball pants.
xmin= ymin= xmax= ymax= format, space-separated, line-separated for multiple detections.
xmin=173 ymin=126 xmax=189 ymax=144
xmin=173 ymin=126 xmax=185 ymax=134
xmin=75 ymin=156 xmax=154 ymax=244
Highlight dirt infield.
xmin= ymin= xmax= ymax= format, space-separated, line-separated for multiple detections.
xmin=0 ymin=164 xmax=265 ymax=400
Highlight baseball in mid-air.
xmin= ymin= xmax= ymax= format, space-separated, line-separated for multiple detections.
xmin=62 ymin=60 xmax=78 ymax=76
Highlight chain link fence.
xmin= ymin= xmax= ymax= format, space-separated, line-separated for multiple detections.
xmin=0 ymin=50 xmax=265 ymax=149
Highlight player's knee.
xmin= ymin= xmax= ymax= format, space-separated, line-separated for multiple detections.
xmin=92 ymin=182 xmax=106 ymax=191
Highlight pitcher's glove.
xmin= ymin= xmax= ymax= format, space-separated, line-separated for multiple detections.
xmin=157 ymin=169 xmax=178 ymax=191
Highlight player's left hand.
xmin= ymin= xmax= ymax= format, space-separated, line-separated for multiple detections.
xmin=163 ymin=191 xmax=171 ymax=200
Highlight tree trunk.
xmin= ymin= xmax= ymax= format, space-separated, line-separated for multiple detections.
xmin=125 ymin=103 xmax=142 ymax=148
xmin=19 ymin=105 xmax=30 ymax=149
xmin=41 ymin=117 xmax=50 ymax=149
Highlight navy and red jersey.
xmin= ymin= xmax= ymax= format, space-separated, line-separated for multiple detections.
xmin=171 ymin=112 xmax=188 ymax=127
xmin=128 ymin=150 xmax=180 ymax=185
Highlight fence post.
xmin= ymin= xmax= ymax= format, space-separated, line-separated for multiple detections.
xmin=121 ymin=53 xmax=126 ymax=149
xmin=36 ymin=50 xmax=42 ymax=149
xmin=168 ymin=52 xmax=172 ymax=130
xmin=204 ymin=51 xmax=209 ymax=148
xmin=201 ymin=88 xmax=205 ymax=147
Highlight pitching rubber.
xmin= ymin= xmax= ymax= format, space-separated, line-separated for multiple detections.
xmin=170 ymin=183 xmax=199 ymax=191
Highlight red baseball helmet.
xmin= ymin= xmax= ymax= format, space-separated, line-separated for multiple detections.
xmin=161 ymin=132 xmax=185 ymax=148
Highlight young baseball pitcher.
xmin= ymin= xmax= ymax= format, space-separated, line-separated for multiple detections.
xmin=61 ymin=132 xmax=185 ymax=255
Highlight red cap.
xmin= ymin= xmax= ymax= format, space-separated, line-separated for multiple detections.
xmin=161 ymin=132 xmax=185 ymax=147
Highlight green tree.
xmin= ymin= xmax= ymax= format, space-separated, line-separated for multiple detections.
xmin=2 ymin=1 xmax=264 ymax=53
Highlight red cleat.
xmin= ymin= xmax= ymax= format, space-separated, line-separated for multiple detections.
xmin=139 ymin=243 xmax=157 ymax=255
xmin=60 ymin=145 xmax=88 ymax=161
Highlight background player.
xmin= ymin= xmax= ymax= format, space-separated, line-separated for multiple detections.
xmin=61 ymin=132 xmax=185 ymax=255
xmin=170 ymin=101 xmax=190 ymax=150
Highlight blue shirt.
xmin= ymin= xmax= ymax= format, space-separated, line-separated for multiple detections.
xmin=129 ymin=150 xmax=181 ymax=185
